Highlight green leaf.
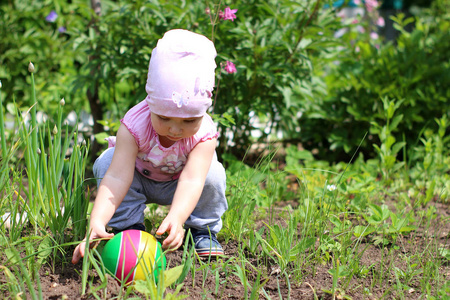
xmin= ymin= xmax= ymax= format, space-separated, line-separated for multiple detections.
xmin=94 ymin=132 xmax=110 ymax=144
xmin=439 ymin=248 xmax=450 ymax=260
xmin=329 ymin=216 xmax=342 ymax=228
xmin=391 ymin=142 xmax=406 ymax=156
xmin=133 ymin=280 xmax=152 ymax=295
xmin=280 ymin=86 xmax=293 ymax=108
xmin=353 ymin=225 xmax=376 ymax=237
xmin=389 ymin=114 xmax=403 ymax=132
xmin=385 ymin=135 xmax=396 ymax=151
xmin=0 ymin=235 xmax=7 ymax=248
xmin=398 ymin=226 xmax=416 ymax=233
xmin=163 ymin=265 xmax=184 ymax=288
xmin=391 ymin=161 xmax=405 ymax=172
xmin=4 ymin=248 xmax=18 ymax=264
xmin=290 ymin=238 xmax=314 ymax=257
xmin=424 ymin=179 xmax=436 ymax=204
xmin=164 ymin=283 xmax=188 ymax=300
xmin=37 ymin=236 xmax=53 ymax=264
xmin=285 ymin=145 xmax=314 ymax=162
xmin=366 ymin=204 xmax=390 ymax=224
xmin=383 ymin=155 xmax=396 ymax=169
xmin=328 ymin=265 xmax=351 ymax=278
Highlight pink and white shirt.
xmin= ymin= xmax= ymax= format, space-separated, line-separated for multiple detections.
xmin=107 ymin=100 xmax=219 ymax=181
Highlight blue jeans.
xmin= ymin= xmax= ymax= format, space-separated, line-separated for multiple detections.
xmin=93 ymin=147 xmax=228 ymax=235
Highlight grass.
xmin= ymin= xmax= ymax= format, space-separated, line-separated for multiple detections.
xmin=0 ymin=67 xmax=449 ymax=299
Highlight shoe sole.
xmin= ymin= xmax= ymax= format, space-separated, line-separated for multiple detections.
xmin=196 ymin=249 xmax=224 ymax=257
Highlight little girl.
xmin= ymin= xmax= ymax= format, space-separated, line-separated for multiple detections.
xmin=72 ymin=29 xmax=228 ymax=264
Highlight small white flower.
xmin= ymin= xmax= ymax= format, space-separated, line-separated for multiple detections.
xmin=327 ymin=184 xmax=337 ymax=191
xmin=60 ymin=98 xmax=65 ymax=106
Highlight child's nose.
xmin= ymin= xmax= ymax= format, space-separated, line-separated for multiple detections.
xmin=169 ymin=126 xmax=182 ymax=135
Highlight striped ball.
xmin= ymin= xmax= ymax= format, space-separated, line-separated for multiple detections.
xmin=101 ymin=230 xmax=166 ymax=284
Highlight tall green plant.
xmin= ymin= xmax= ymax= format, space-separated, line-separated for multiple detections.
xmin=0 ymin=81 xmax=12 ymax=199
xmin=17 ymin=63 xmax=90 ymax=248
xmin=255 ymin=212 xmax=314 ymax=274
xmin=0 ymin=82 xmax=27 ymax=241
xmin=407 ymin=115 xmax=450 ymax=206
xmin=371 ymin=97 xmax=406 ymax=182
xmin=0 ymin=81 xmax=7 ymax=156
xmin=221 ymin=156 xmax=262 ymax=241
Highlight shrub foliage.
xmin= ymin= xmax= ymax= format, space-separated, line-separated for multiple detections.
xmin=0 ymin=0 xmax=448 ymax=160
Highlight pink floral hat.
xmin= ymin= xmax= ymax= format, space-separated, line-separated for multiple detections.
xmin=145 ymin=29 xmax=217 ymax=118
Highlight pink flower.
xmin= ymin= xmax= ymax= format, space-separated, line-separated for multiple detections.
xmin=337 ymin=10 xmax=346 ymax=18
xmin=365 ymin=0 xmax=379 ymax=12
xmin=370 ymin=32 xmax=379 ymax=39
xmin=351 ymin=19 xmax=359 ymax=24
xmin=376 ymin=17 xmax=385 ymax=27
xmin=224 ymin=61 xmax=237 ymax=74
xmin=353 ymin=0 xmax=361 ymax=5
xmin=220 ymin=7 xmax=238 ymax=22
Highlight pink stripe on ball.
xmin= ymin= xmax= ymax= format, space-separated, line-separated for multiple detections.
xmin=116 ymin=230 xmax=141 ymax=283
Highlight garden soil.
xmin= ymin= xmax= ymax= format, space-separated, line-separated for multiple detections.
xmin=3 ymin=199 xmax=447 ymax=300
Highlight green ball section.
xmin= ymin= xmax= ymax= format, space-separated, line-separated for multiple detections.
xmin=153 ymin=238 xmax=166 ymax=282
xmin=101 ymin=231 xmax=123 ymax=278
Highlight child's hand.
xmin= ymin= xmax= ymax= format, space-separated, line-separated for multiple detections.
xmin=71 ymin=222 xmax=114 ymax=264
xmin=156 ymin=216 xmax=184 ymax=251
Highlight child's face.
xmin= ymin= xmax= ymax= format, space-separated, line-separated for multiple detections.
xmin=151 ymin=112 xmax=203 ymax=142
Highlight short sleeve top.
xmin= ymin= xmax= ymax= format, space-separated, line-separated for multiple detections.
xmin=108 ymin=100 xmax=219 ymax=182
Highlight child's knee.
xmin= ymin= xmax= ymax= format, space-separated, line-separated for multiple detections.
xmin=93 ymin=147 xmax=115 ymax=179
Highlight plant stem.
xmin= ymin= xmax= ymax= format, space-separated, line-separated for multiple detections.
xmin=0 ymin=83 xmax=7 ymax=156
xmin=30 ymin=73 xmax=38 ymax=153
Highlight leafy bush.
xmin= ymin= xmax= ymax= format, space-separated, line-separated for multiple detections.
xmin=67 ymin=0 xmax=345 ymax=158
xmin=2 ymin=0 xmax=344 ymax=159
xmin=0 ymin=0 xmax=88 ymax=114
xmin=2 ymin=0 xmax=447 ymax=163
xmin=298 ymin=2 xmax=449 ymax=161
xmin=209 ymin=0 xmax=343 ymax=157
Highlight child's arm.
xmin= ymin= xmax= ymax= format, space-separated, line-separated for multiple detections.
xmin=72 ymin=124 xmax=138 ymax=264
xmin=156 ymin=138 xmax=217 ymax=251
